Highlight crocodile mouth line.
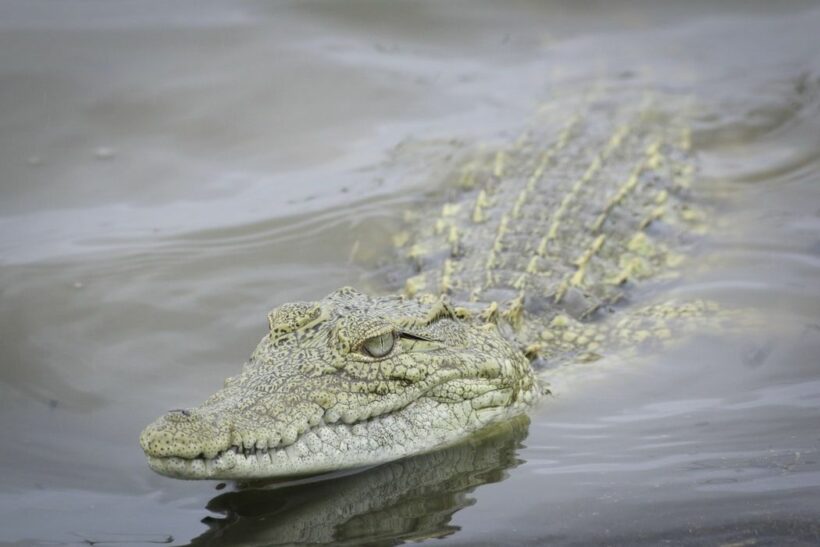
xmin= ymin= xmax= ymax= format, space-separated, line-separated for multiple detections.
xmin=147 ymin=440 xmax=317 ymax=479
xmin=145 ymin=390 xmax=530 ymax=480
xmin=178 ymin=378 xmax=453 ymax=461
xmin=181 ymin=443 xmax=275 ymax=464
xmin=146 ymin=402 xmax=422 ymax=479
xmin=148 ymin=444 xmax=278 ymax=474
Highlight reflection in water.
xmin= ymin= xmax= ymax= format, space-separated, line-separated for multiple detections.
xmin=188 ymin=416 xmax=529 ymax=546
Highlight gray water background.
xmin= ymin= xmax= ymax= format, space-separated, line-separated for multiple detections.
xmin=1 ymin=1 xmax=819 ymax=545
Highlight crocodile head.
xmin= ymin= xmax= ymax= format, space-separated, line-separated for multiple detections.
xmin=140 ymin=287 xmax=538 ymax=479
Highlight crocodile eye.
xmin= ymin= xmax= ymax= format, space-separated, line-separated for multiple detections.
xmin=362 ymin=332 xmax=395 ymax=358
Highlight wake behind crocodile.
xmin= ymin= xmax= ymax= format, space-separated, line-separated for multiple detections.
xmin=140 ymin=82 xmax=727 ymax=480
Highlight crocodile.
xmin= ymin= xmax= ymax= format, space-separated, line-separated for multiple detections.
xmin=141 ymin=84 xmax=711 ymax=480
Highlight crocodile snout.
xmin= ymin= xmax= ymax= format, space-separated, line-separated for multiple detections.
xmin=139 ymin=408 xmax=232 ymax=460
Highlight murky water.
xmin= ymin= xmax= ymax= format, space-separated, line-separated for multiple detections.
xmin=2 ymin=1 xmax=819 ymax=545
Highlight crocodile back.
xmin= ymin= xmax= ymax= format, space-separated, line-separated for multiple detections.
xmin=398 ymin=84 xmax=701 ymax=353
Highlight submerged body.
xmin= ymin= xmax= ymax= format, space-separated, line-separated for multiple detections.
xmin=141 ymin=85 xmax=705 ymax=479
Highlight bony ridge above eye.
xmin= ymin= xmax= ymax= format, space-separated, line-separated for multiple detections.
xmin=362 ymin=332 xmax=395 ymax=358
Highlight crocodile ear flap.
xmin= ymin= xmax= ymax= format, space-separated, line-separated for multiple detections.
xmin=267 ymin=302 xmax=324 ymax=339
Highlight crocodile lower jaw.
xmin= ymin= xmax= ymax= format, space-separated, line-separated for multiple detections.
xmin=146 ymin=394 xmax=536 ymax=480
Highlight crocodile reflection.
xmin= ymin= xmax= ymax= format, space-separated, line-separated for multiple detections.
xmin=186 ymin=416 xmax=528 ymax=546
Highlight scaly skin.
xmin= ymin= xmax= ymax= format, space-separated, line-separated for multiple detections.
xmin=141 ymin=290 xmax=537 ymax=479
xmin=141 ymin=85 xmax=706 ymax=479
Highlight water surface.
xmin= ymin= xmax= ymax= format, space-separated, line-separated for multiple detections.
xmin=1 ymin=1 xmax=819 ymax=545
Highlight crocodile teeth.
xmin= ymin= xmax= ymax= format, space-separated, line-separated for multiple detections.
xmin=215 ymin=449 xmax=236 ymax=471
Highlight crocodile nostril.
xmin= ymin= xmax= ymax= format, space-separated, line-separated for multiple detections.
xmin=168 ymin=408 xmax=192 ymax=417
